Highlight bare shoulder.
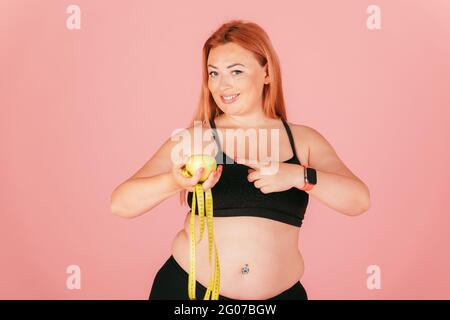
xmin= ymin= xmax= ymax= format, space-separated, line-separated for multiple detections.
xmin=283 ymin=121 xmax=312 ymax=166
xmin=287 ymin=121 xmax=328 ymax=150
xmin=284 ymin=121 xmax=314 ymax=146
xmin=286 ymin=122 xmax=313 ymax=138
xmin=286 ymin=121 xmax=360 ymax=180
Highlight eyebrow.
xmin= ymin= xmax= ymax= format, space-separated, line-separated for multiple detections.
xmin=207 ymin=63 xmax=245 ymax=69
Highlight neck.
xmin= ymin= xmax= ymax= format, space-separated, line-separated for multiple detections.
xmin=221 ymin=105 xmax=277 ymax=128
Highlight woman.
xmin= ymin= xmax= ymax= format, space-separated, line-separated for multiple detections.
xmin=111 ymin=20 xmax=371 ymax=300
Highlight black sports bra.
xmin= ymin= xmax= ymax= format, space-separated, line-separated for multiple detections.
xmin=187 ymin=118 xmax=309 ymax=228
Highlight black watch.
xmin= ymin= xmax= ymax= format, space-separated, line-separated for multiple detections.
xmin=301 ymin=167 xmax=317 ymax=191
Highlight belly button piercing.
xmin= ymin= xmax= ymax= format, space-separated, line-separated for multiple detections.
xmin=241 ymin=264 xmax=250 ymax=275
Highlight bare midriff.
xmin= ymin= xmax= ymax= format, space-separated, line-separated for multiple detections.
xmin=171 ymin=211 xmax=305 ymax=300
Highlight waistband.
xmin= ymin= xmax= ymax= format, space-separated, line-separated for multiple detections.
xmin=167 ymin=255 xmax=307 ymax=300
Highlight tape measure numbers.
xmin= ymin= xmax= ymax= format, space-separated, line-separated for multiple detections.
xmin=188 ymin=183 xmax=220 ymax=300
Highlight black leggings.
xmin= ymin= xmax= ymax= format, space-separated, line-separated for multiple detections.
xmin=149 ymin=255 xmax=308 ymax=300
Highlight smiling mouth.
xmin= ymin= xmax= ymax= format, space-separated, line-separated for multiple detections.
xmin=221 ymin=93 xmax=240 ymax=104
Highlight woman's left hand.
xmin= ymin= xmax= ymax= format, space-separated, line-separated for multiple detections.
xmin=236 ymin=157 xmax=305 ymax=194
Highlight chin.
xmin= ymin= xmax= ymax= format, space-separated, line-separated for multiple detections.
xmin=219 ymin=107 xmax=241 ymax=116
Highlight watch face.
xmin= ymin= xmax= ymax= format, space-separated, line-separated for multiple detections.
xmin=306 ymin=168 xmax=317 ymax=184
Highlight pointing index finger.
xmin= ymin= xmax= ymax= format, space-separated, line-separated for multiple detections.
xmin=235 ymin=157 xmax=262 ymax=169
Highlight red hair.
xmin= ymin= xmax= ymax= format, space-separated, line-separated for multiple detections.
xmin=180 ymin=19 xmax=289 ymax=206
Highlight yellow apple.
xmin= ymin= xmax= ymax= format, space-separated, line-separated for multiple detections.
xmin=184 ymin=154 xmax=217 ymax=182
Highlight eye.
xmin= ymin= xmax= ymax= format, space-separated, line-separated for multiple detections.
xmin=208 ymin=70 xmax=243 ymax=77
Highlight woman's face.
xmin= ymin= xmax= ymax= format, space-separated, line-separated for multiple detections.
xmin=207 ymin=42 xmax=269 ymax=117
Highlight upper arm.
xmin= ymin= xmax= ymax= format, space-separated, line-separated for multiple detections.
xmin=303 ymin=125 xmax=361 ymax=181
xmin=128 ymin=136 xmax=176 ymax=180
xmin=127 ymin=125 xmax=214 ymax=180
xmin=128 ymin=127 xmax=192 ymax=180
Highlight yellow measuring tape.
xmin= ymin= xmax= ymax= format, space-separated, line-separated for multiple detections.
xmin=183 ymin=155 xmax=220 ymax=300
xmin=188 ymin=184 xmax=220 ymax=300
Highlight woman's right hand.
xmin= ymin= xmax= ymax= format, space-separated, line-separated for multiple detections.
xmin=171 ymin=155 xmax=223 ymax=192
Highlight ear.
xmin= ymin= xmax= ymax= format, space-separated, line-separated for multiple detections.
xmin=263 ymin=63 xmax=270 ymax=84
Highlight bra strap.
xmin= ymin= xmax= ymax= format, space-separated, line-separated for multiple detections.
xmin=209 ymin=118 xmax=216 ymax=129
xmin=281 ymin=118 xmax=299 ymax=162
xmin=209 ymin=118 xmax=225 ymax=164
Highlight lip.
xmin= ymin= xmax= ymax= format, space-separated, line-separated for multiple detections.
xmin=220 ymin=93 xmax=240 ymax=104
xmin=220 ymin=93 xmax=240 ymax=97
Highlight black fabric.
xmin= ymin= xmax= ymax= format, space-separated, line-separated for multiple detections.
xmin=149 ymin=255 xmax=308 ymax=300
xmin=187 ymin=118 xmax=309 ymax=227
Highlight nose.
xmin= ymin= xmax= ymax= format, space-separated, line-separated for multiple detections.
xmin=218 ymin=74 xmax=234 ymax=91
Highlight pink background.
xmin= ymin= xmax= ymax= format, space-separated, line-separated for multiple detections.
xmin=1 ymin=0 xmax=449 ymax=299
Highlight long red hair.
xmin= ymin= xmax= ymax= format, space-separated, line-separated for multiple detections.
xmin=180 ymin=19 xmax=289 ymax=206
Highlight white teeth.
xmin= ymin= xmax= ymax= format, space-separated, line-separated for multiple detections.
xmin=223 ymin=94 xmax=238 ymax=100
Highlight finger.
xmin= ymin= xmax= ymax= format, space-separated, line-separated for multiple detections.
xmin=235 ymin=157 xmax=262 ymax=169
xmin=253 ymin=179 xmax=270 ymax=189
xmin=202 ymin=180 xmax=212 ymax=192
xmin=201 ymin=168 xmax=216 ymax=191
xmin=188 ymin=167 xmax=204 ymax=184
xmin=203 ymin=165 xmax=222 ymax=191
xmin=212 ymin=165 xmax=223 ymax=182
xmin=247 ymin=170 xmax=261 ymax=182
xmin=211 ymin=165 xmax=222 ymax=182
xmin=260 ymin=186 xmax=273 ymax=194
xmin=216 ymin=164 xmax=223 ymax=177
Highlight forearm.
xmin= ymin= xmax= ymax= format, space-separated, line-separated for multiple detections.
xmin=111 ymin=172 xmax=183 ymax=219
xmin=299 ymin=168 xmax=371 ymax=216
